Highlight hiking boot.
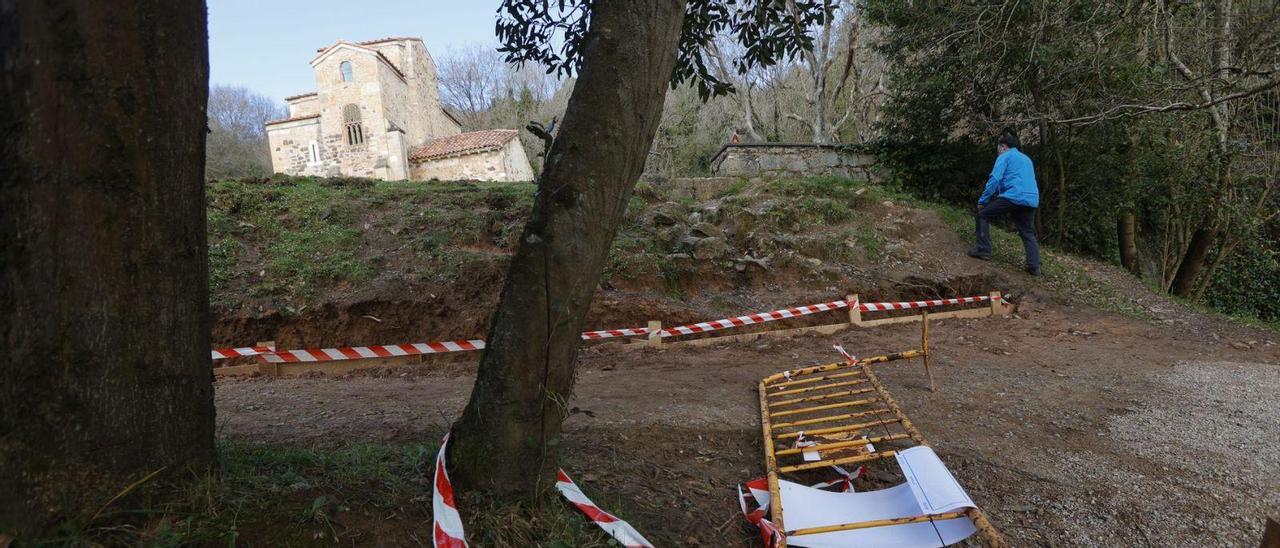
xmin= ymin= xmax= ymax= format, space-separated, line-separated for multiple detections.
xmin=967 ymin=248 xmax=991 ymax=260
xmin=1025 ymin=266 xmax=1042 ymax=276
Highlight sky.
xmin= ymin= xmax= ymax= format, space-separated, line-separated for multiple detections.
xmin=209 ymin=0 xmax=504 ymax=102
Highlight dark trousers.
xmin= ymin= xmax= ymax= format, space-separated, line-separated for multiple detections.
xmin=975 ymin=198 xmax=1040 ymax=269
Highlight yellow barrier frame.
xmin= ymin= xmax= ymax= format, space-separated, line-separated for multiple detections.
xmin=757 ymin=328 xmax=1006 ymax=547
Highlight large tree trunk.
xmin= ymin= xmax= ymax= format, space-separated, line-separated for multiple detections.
xmin=448 ymin=0 xmax=687 ymax=498
xmin=0 ymin=0 xmax=213 ymax=534
xmin=1169 ymin=226 xmax=1216 ymax=298
xmin=1118 ymin=210 xmax=1141 ymax=275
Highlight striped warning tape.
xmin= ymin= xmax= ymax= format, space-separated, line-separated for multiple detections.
xmin=859 ymin=295 xmax=991 ymax=312
xmin=659 ymin=298 xmax=854 ymax=337
xmin=580 ymin=327 xmax=650 ymax=340
xmin=432 ymin=433 xmax=467 ymax=547
xmin=209 ymin=345 xmax=274 ymax=360
xmin=738 ymin=465 xmax=863 ymax=547
xmin=212 ymin=294 xmax=1003 ymax=363
xmin=432 ymin=433 xmax=652 ymax=547
xmin=262 ymin=340 xmax=485 ymax=363
xmin=556 ymin=469 xmax=654 ymax=547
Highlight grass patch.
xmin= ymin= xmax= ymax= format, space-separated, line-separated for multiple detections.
xmin=207 ymin=177 xmax=535 ymax=306
xmin=45 ymin=440 xmax=615 ymax=547
xmin=44 ymin=441 xmax=436 ymax=546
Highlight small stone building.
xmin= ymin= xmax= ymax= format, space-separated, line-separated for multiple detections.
xmin=264 ymin=37 xmax=534 ymax=182
xmin=409 ymin=129 xmax=534 ymax=182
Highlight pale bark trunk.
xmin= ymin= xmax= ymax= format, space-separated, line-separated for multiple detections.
xmin=740 ymin=85 xmax=765 ymax=142
xmin=1118 ymin=211 xmax=1141 ymax=275
xmin=0 ymin=0 xmax=213 ymax=533
xmin=448 ymin=0 xmax=687 ymax=498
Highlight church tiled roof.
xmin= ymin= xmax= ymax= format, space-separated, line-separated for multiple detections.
xmin=409 ymin=129 xmax=520 ymax=162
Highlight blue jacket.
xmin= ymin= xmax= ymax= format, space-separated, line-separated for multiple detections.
xmin=979 ymin=148 xmax=1039 ymax=208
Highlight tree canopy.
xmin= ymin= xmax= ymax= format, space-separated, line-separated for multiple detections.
xmin=496 ymin=0 xmax=840 ymax=98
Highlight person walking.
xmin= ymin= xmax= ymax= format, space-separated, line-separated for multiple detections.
xmin=968 ymin=133 xmax=1042 ymax=276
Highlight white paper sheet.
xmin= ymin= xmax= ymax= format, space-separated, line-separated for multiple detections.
xmin=777 ymin=446 xmax=977 ymax=547
xmin=895 ymin=446 xmax=976 ymax=515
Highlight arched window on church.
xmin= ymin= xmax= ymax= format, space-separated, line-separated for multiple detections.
xmin=340 ymin=61 xmax=353 ymax=82
xmin=343 ymin=104 xmax=364 ymax=145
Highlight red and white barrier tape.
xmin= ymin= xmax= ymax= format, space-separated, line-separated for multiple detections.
xmin=432 ymin=433 xmax=652 ymax=547
xmin=262 ymin=339 xmax=485 ymax=363
xmin=433 ymin=434 xmax=467 ymax=547
xmin=556 ymin=469 xmax=654 ymax=547
xmin=738 ymin=477 xmax=784 ymax=547
xmin=833 ymin=342 xmax=859 ymax=366
xmin=209 ymin=345 xmax=274 ymax=360
xmin=580 ymin=327 xmax=650 ymax=340
xmin=214 ymin=294 xmax=1004 ymax=363
xmin=859 ymin=295 xmax=991 ymax=312
xmin=659 ymin=297 xmax=855 ymax=337
xmin=738 ymin=465 xmax=864 ymax=547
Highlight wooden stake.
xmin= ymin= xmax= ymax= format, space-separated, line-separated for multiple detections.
xmin=847 ymin=293 xmax=862 ymax=326
xmin=255 ymin=340 xmax=278 ymax=377
xmin=646 ymin=321 xmax=662 ymax=347
xmin=922 ymin=311 xmax=936 ymax=392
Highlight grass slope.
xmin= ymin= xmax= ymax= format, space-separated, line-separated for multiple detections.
xmin=43 ymin=441 xmax=617 ymax=546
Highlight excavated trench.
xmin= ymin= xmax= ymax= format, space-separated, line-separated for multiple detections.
xmin=211 ymin=272 xmax=1009 ymax=359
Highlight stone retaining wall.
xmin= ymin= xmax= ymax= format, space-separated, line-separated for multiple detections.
xmin=710 ymin=143 xmax=881 ymax=181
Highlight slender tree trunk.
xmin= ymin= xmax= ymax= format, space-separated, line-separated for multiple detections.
xmin=1118 ymin=210 xmax=1141 ymax=275
xmin=1170 ymin=149 xmax=1231 ymax=298
xmin=740 ymin=86 xmax=765 ymax=142
xmin=1170 ymin=226 xmax=1216 ymax=298
xmin=1192 ymin=231 xmax=1241 ymax=302
xmin=448 ymin=0 xmax=687 ymax=498
xmin=0 ymin=0 xmax=213 ymax=534
xmin=1054 ymin=142 xmax=1067 ymax=246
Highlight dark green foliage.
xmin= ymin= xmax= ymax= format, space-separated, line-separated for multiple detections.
xmin=1206 ymin=234 xmax=1280 ymax=324
xmin=496 ymin=0 xmax=836 ymax=99
xmin=865 ymin=0 xmax=1280 ymax=325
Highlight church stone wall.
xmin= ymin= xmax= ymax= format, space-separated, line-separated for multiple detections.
xmin=267 ymin=118 xmax=325 ymax=176
xmin=287 ymin=95 xmax=319 ymax=118
xmin=312 ymin=50 xmax=395 ymax=178
xmin=501 ymin=138 xmax=535 ymax=181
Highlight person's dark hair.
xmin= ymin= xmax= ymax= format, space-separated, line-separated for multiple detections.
xmin=996 ymin=133 xmax=1020 ymax=149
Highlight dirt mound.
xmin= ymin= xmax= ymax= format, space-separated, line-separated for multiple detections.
xmin=210 ymin=176 xmax=1044 ymax=348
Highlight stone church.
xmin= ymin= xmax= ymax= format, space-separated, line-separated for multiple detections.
xmin=265 ymin=37 xmax=534 ymax=182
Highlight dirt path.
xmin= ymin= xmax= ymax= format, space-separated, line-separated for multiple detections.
xmin=215 ymin=302 xmax=1279 ymax=547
